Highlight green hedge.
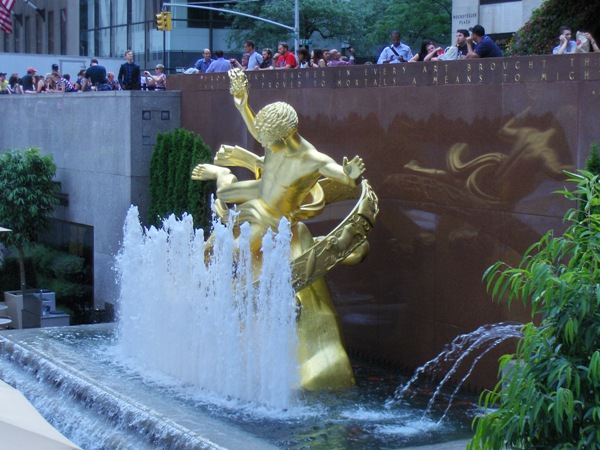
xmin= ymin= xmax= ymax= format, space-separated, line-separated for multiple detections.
xmin=148 ymin=128 xmax=213 ymax=232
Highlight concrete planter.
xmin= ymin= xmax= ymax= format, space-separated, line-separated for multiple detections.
xmin=3 ymin=290 xmax=69 ymax=328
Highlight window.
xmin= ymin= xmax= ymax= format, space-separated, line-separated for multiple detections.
xmin=48 ymin=11 xmax=55 ymax=54
xmin=36 ymin=13 xmax=43 ymax=53
xmin=60 ymin=9 xmax=67 ymax=54
xmin=24 ymin=16 xmax=30 ymax=53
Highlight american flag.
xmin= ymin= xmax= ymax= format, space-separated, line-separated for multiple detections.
xmin=0 ymin=0 xmax=16 ymax=34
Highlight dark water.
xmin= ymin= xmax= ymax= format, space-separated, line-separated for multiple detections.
xmin=0 ymin=324 xmax=476 ymax=449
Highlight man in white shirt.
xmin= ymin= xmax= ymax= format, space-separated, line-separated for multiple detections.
xmin=377 ymin=30 xmax=413 ymax=64
xmin=244 ymin=40 xmax=263 ymax=70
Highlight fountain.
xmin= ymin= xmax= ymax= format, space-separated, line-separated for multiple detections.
xmin=386 ymin=323 xmax=524 ymax=422
xmin=0 ymin=68 xmax=510 ymax=448
xmin=116 ymin=208 xmax=300 ymax=410
xmin=0 ymin=208 xmax=481 ymax=448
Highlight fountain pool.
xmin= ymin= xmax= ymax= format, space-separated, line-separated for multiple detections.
xmin=0 ymin=324 xmax=476 ymax=449
xmin=0 ymin=207 xmax=488 ymax=449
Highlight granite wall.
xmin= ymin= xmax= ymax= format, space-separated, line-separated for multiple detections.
xmin=169 ymin=53 xmax=600 ymax=387
xmin=0 ymin=91 xmax=181 ymax=308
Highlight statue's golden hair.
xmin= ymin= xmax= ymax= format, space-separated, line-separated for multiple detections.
xmin=254 ymin=102 xmax=298 ymax=144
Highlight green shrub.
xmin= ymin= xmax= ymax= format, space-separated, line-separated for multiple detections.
xmin=469 ymin=170 xmax=600 ymax=449
xmin=147 ymin=128 xmax=213 ymax=232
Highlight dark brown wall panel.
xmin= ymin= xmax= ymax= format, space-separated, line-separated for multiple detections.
xmin=168 ymin=53 xmax=600 ymax=388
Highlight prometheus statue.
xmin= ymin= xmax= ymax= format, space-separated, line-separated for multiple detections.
xmin=192 ymin=68 xmax=378 ymax=390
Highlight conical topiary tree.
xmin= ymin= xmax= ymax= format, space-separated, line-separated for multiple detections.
xmin=147 ymin=128 xmax=213 ymax=232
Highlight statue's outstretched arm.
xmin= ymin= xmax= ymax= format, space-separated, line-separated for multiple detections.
xmin=319 ymin=155 xmax=365 ymax=186
xmin=214 ymin=145 xmax=264 ymax=179
xmin=228 ymin=69 xmax=260 ymax=142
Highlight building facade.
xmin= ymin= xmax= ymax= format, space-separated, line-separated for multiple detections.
xmin=452 ymin=0 xmax=543 ymax=46
xmin=1 ymin=0 xmax=236 ymax=73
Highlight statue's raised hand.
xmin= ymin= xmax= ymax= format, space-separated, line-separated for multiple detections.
xmin=228 ymin=68 xmax=248 ymax=106
xmin=342 ymin=156 xmax=365 ymax=180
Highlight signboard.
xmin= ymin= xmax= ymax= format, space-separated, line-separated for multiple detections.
xmin=452 ymin=3 xmax=478 ymax=37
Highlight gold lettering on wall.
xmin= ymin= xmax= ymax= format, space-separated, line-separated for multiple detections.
xmin=195 ymin=54 xmax=599 ymax=91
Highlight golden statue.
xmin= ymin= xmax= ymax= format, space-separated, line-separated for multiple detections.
xmin=192 ymin=69 xmax=378 ymax=390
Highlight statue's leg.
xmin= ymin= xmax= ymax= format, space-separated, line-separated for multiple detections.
xmin=292 ymin=223 xmax=355 ymax=390
xmin=191 ymin=164 xmax=238 ymax=192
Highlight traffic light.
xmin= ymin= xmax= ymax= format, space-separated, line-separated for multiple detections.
xmin=164 ymin=11 xmax=172 ymax=31
xmin=156 ymin=12 xmax=166 ymax=30
xmin=156 ymin=11 xmax=172 ymax=31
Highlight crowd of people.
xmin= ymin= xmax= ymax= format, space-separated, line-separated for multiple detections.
xmin=2 ymin=24 xmax=598 ymax=94
xmin=190 ymin=24 xmax=599 ymax=75
xmin=190 ymin=39 xmax=357 ymax=74
xmin=0 ymin=49 xmax=165 ymax=95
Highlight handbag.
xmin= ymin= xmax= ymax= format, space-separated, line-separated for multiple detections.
xmin=576 ymin=31 xmax=590 ymax=53
xmin=439 ymin=46 xmax=459 ymax=61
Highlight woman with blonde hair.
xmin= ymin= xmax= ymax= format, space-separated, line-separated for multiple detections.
xmin=144 ymin=64 xmax=166 ymax=91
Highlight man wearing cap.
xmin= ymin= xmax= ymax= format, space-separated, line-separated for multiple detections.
xmin=0 ymin=72 xmax=8 ymax=94
xmin=21 ymin=67 xmax=37 ymax=93
xmin=466 ymin=25 xmax=503 ymax=58
xmin=81 ymin=58 xmax=111 ymax=92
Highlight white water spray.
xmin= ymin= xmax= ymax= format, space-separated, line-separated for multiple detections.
xmin=115 ymin=207 xmax=299 ymax=410
xmin=386 ymin=322 xmax=524 ymax=422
